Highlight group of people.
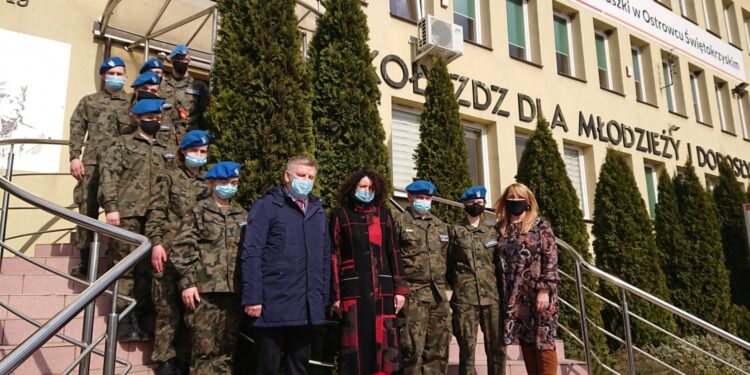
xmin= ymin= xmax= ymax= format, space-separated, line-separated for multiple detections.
xmin=68 ymin=44 xmax=561 ymax=375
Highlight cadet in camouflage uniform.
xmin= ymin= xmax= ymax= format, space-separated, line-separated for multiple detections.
xmin=99 ymin=98 xmax=173 ymax=342
xmin=127 ymin=71 xmax=177 ymax=149
xmin=68 ymin=56 xmax=133 ymax=277
xmin=161 ymin=44 xmax=210 ymax=144
xmin=171 ymin=161 xmax=246 ymax=375
xmin=448 ymin=186 xmax=506 ymax=375
xmin=394 ymin=180 xmax=452 ymax=375
xmin=145 ymin=130 xmax=210 ymax=375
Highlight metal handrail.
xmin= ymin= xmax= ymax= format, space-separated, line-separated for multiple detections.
xmin=393 ymin=189 xmax=750 ymax=374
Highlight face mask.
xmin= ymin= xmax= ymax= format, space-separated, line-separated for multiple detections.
xmin=104 ymin=76 xmax=125 ymax=92
xmin=137 ymin=90 xmax=160 ymax=100
xmin=412 ymin=199 xmax=431 ymax=214
xmin=139 ymin=120 xmax=161 ymax=135
xmin=173 ymin=60 xmax=189 ymax=75
xmin=215 ymin=185 xmax=237 ymax=199
xmin=185 ymin=154 xmax=207 ymax=168
xmin=290 ymin=178 xmax=313 ymax=199
xmin=506 ymin=199 xmax=529 ymax=216
xmin=354 ymin=189 xmax=375 ymax=204
xmin=464 ymin=203 xmax=485 ymax=217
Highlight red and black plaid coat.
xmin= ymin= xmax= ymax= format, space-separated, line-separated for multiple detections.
xmin=331 ymin=205 xmax=409 ymax=375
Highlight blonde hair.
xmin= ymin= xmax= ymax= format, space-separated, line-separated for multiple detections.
xmin=494 ymin=182 xmax=539 ymax=235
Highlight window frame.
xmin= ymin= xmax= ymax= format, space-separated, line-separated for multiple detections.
xmin=463 ymin=121 xmax=491 ymax=201
xmin=738 ymin=92 xmax=750 ymax=139
xmin=390 ymin=0 xmax=425 ymax=22
xmin=507 ymin=0 xmax=530 ymax=60
xmin=563 ymin=144 xmax=590 ymax=219
xmin=390 ymin=105 xmax=422 ymax=196
xmin=595 ymin=31 xmax=613 ymax=90
xmin=689 ymin=71 xmax=704 ymax=122
xmin=631 ymin=46 xmax=645 ymax=101
xmin=724 ymin=2 xmax=735 ymax=42
xmin=663 ymin=60 xmax=677 ymax=112
xmin=644 ymin=164 xmax=659 ymax=219
xmin=715 ymin=82 xmax=728 ymax=131
xmin=553 ymin=11 xmax=575 ymax=77
xmin=455 ymin=0 xmax=482 ymax=44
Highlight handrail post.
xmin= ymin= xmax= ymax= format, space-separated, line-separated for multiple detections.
xmin=103 ymin=280 xmax=119 ymax=375
xmin=78 ymin=232 xmax=100 ymax=374
xmin=574 ymin=261 xmax=593 ymax=372
xmin=0 ymin=144 xmax=15 ymax=269
xmin=621 ymin=289 xmax=637 ymax=375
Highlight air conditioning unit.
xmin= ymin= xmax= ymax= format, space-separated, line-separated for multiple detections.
xmin=416 ymin=15 xmax=464 ymax=63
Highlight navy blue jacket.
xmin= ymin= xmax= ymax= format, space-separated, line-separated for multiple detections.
xmin=241 ymin=185 xmax=331 ymax=327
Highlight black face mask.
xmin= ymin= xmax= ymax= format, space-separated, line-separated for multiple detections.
xmin=464 ymin=203 xmax=485 ymax=217
xmin=136 ymin=90 xmax=160 ymax=101
xmin=172 ymin=60 xmax=189 ymax=75
xmin=505 ymin=199 xmax=529 ymax=216
xmin=140 ymin=120 xmax=161 ymax=135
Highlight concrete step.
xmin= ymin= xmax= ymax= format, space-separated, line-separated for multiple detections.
xmin=0 ymin=342 xmax=156 ymax=375
xmin=0 ymin=255 xmax=110 ymax=276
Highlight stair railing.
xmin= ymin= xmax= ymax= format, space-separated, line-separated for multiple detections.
xmin=391 ymin=190 xmax=750 ymax=374
xmin=0 ymin=139 xmax=151 ymax=375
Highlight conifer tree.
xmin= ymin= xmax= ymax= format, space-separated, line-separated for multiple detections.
xmin=673 ymin=161 xmax=732 ymax=327
xmin=654 ymin=171 xmax=691 ymax=306
xmin=414 ymin=57 xmax=471 ymax=222
xmin=309 ymin=0 xmax=391 ymax=209
xmin=516 ymin=117 xmax=609 ymax=358
xmin=713 ymin=158 xmax=750 ymax=309
xmin=208 ymin=0 xmax=313 ymax=207
xmin=592 ymin=150 xmax=675 ymax=346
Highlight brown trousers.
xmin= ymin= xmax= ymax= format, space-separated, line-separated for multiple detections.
xmin=521 ymin=346 xmax=558 ymax=375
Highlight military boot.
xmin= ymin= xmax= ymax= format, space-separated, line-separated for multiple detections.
xmin=117 ymin=313 xmax=141 ymax=342
xmin=155 ymin=358 xmax=180 ymax=375
xmin=70 ymin=247 xmax=89 ymax=278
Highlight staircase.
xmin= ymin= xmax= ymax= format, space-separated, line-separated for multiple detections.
xmin=0 ymin=242 xmax=157 ymax=374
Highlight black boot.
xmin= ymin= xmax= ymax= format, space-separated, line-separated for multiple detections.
xmin=70 ymin=247 xmax=89 ymax=278
xmin=117 ymin=313 xmax=141 ymax=343
xmin=156 ymin=358 xmax=180 ymax=375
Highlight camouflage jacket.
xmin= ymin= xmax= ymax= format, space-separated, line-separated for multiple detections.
xmin=171 ymin=197 xmax=247 ymax=293
xmin=161 ymin=74 xmax=209 ymax=133
xmin=145 ymin=162 xmax=208 ymax=248
xmin=447 ymin=219 xmax=500 ymax=305
xmin=98 ymin=133 xmax=173 ymax=217
xmin=106 ymin=105 xmax=177 ymax=152
xmin=69 ymin=90 xmax=132 ymax=164
xmin=394 ymin=207 xmax=450 ymax=302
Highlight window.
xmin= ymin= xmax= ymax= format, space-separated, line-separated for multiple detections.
xmin=690 ymin=71 xmax=703 ymax=121
xmin=738 ymin=91 xmax=750 ymax=138
xmin=563 ymin=145 xmax=590 ymax=218
xmin=680 ymin=0 xmax=698 ymax=22
xmin=595 ymin=32 xmax=612 ymax=90
xmin=723 ymin=1 xmax=741 ymax=46
xmin=390 ymin=0 xmax=424 ymax=21
xmin=706 ymin=174 xmax=719 ymax=192
xmin=702 ymin=0 xmax=721 ymax=34
xmin=463 ymin=122 xmax=488 ymax=189
xmin=644 ymin=164 xmax=659 ymax=219
xmin=631 ymin=47 xmax=645 ymax=101
xmin=714 ymin=79 xmax=735 ymax=133
xmin=554 ymin=13 xmax=574 ymax=76
xmin=515 ymin=134 xmax=529 ymax=165
xmin=455 ymin=0 xmax=480 ymax=43
xmin=391 ymin=106 xmax=421 ymax=191
xmin=744 ymin=13 xmax=750 ymax=53
xmin=663 ymin=60 xmax=676 ymax=112
xmin=679 ymin=0 xmax=688 ymax=14
xmin=507 ymin=0 xmax=529 ymax=59
xmin=689 ymin=66 xmax=711 ymax=123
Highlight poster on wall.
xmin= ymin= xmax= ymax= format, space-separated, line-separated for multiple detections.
xmin=0 ymin=28 xmax=70 ymax=173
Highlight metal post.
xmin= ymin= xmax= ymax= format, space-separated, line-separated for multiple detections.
xmin=144 ymin=38 xmax=150 ymax=64
xmin=574 ymin=262 xmax=593 ymax=372
xmin=103 ymin=281 xmax=119 ymax=375
xmin=78 ymin=232 xmax=100 ymax=374
xmin=621 ymin=289 xmax=637 ymax=375
xmin=0 ymin=144 xmax=16 ymax=269
xmin=209 ymin=6 xmax=219 ymax=92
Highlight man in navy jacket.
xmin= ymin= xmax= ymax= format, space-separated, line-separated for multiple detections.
xmin=241 ymin=156 xmax=331 ymax=375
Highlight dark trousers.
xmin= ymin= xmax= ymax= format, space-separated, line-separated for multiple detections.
xmin=254 ymin=326 xmax=313 ymax=375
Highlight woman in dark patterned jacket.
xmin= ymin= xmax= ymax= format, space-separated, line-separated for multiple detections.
xmin=330 ymin=169 xmax=409 ymax=375
xmin=494 ymin=183 xmax=560 ymax=375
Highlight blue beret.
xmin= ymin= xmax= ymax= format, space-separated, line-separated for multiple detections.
xmin=405 ymin=180 xmax=436 ymax=196
xmin=99 ymin=57 xmax=125 ymax=75
xmin=140 ymin=58 xmax=164 ymax=74
xmin=131 ymin=99 xmax=165 ymax=115
xmin=131 ymin=71 xmax=161 ymax=88
xmin=460 ymin=186 xmax=486 ymax=202
xmin=205 ymin=161 xmax=241 ymax=180
xmin=179 ymin=130 xmax=210 ymax=149
xmin=169 ymin=44 xmax=189 ymax=60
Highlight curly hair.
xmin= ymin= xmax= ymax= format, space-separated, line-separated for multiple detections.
xmin=336 ymin=169 xmax=388 ymax=209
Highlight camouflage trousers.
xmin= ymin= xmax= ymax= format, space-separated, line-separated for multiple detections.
xmin=151 ymin=261 xmax=190 ymax=363
xmin=398 ymin=295 xmax=452 ymax=375
xmin=451 ymin=302 xmax=507 ymax=375
xmin=110 ymin=217 xmax=152 ymax=311
xmin=73 ymin=163 xmax=100 ymax=253
xmin=184 ymin=292 xmax=241 ymax=375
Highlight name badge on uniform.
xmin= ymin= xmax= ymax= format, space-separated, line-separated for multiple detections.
xmin=162 ymin=151 xmax=175 ymax=160
xmin=405 ymin=229 xmax=414 ymax=233
xmin=483 ymin=239 xmax=498 ymax=248
xmin=159 ymin=124 xmax=171 ymax=131
xmin=439 ymin=234 xmax=449 ymax=242
xmin=185 ymin=88 xmax=199 ymax=95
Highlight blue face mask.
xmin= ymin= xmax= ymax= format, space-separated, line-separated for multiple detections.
xmin=354 ymin=189 xmax=375 ymax=204
xmin=412 ymin=199 xmax=431 ymax=214
xmin=290 ymin=178 xmax=313 ymax=199
xmin=215 ymin=185 xmax=237 ymax=199
xmin=104 ymin=76 xmax=125 ymax=92
xmin=185 ymin=154 xmax=207 ymax=168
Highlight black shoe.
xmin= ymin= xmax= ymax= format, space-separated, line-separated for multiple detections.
xmin=117 ymin=314 xmax=141 ymax=343
xmin=138 ymin=329 xmax=154 ymax=341
xmin=69 ymin=263 xmax=88 ymax=278
xmin=156 ymin=359 xmax=180 ymax=375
